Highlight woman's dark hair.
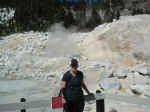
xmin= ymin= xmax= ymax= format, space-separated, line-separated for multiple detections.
xmin=70 ymin=58 xmax=78 ymax=67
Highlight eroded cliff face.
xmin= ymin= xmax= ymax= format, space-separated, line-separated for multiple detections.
xmin=1 ymin=15 xmax=150 ymax=80
xmin=73 ymin=15 xmax=150 ymax=66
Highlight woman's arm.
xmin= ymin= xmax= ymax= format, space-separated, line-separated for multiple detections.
xmin=61 ymin=80 xmax=67 ymax=97
xmin=82 ymin=80 xmax=90 ymax=95
xmin=61 ymin=80 xmax=66 ymax=104
xmin=61 ymin=80 xmax=66 ymax=89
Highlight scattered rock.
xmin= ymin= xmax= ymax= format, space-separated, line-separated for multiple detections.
xmin=0 ymin=32 xmax=66 ymax=80
xmin=109 ymin=107 xmax=118 ymax=112
xmin=134 ymin=64 xmax=150 ymax=76
xmin=131 ymin=87 xmax=143 ymax=95
xmin=99 ymin=78 xmax=121 ymax=91
xmin=118 ymin=80 xmax=133 ymax=94
xmin=113 ymin=67 xmax=131 ymax=78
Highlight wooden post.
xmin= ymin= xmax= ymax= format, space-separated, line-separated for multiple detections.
xmin=96 ymin=90 xmax=104 ymax=112
xmin=20 ymin=98 xmax=26 ymax=112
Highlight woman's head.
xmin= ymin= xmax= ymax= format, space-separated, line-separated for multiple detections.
xmin=70 ymin=58 xmax=78 ymax=73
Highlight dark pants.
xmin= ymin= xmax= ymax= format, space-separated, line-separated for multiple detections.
xmin=64 ymin=99 xmax=85 ymax=112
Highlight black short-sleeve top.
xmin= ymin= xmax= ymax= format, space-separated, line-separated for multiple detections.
xmin=62 ymin=70 xmax=84 ymax=101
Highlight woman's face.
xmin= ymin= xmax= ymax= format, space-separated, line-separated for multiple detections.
xmin=71 ymin=66 xmax=78 ymax=74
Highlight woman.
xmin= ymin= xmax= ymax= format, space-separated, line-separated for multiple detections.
xmin=61 ymin=58 xmax=91 ymax=112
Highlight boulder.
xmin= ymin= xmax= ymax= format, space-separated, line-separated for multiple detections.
xmin=130 ymin=85 xmax=144 ymax=95
xmin=134 ymin=64 xmax=150 ymax=76
xmin=99 ymin=78 xmax=121 ymax=91
xmin=109 ymin=108 xmax=118 ymax=112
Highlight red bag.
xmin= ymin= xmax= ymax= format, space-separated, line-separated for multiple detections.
xmin=51 ymin=96 xmax=63 ymax=109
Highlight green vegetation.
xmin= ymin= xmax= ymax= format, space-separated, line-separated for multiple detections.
xmin=0 ymin=0 xmax=124 ymax=36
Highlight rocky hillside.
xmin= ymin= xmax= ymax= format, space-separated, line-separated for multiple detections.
xmin=75 ymin=15 xmax=150 ymax=67
xmin=1 ymin=15 xmax=150 ymax=81
xmin=1 ymin=15 xmax=150 ymax=112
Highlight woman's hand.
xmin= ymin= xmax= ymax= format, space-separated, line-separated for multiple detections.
xmin=62 ymin=97 xmax=66 ymax=104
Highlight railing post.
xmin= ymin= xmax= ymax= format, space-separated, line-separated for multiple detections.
xmin=20 ymin=98 xmax=26 ymax=112
xmin=96 ymin=90 xmax=104 ymax=112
